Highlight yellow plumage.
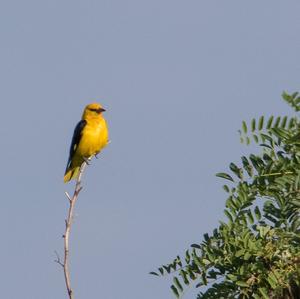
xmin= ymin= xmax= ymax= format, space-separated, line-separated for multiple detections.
xmin=64 ymin=103 xmax=109 ymax=183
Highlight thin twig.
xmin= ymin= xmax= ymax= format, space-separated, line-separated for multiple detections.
xmin=65 ymin=192 xmax=72 ymax=202
xmin=59 ymin=161 xmax=88 ymax=299
xmin=54 ymin=250 xmax=64 ymax=267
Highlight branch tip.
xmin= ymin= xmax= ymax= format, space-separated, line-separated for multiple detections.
xmin=54 ymin=251 xmax=64 ymax=267
xmin=65 ymin=192 xmax=72 ymax=201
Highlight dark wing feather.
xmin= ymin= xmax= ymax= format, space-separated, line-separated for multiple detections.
xmin=65 ymin=119 xmax=87 ymax=171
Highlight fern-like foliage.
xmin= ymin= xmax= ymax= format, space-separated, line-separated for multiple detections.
xmin=151 ymin=92 xmax=300 ymax=299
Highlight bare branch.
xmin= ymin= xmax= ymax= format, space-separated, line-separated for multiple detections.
xmin=57 ymin=161 xmax=87 ymax=299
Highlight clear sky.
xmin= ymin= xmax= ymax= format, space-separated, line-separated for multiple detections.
xmin=0 ymin=1 xmax=299 ymax=298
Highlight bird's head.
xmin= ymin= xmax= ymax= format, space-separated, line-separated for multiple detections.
xmin=82 ymin=103 xmax=106 ymax=120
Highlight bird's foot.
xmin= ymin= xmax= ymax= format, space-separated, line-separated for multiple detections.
xmin=83 ymin=157 xmax=91 ymax=165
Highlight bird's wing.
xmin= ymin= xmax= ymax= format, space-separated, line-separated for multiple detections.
xmin=65 ymin=119 xmax=87 ymax=171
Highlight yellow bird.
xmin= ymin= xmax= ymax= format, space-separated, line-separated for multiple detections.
xmin=64 ymin=103 xmax=109 ymax=183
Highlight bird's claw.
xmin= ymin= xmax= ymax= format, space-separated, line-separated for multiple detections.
xmin=83 ymin=157 xmax=91 ymax=165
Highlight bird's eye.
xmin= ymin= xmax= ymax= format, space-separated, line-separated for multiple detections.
xmin=89 ymin=107 xmax=105 ymax=113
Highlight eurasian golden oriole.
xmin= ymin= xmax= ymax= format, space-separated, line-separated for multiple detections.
xmin=64 ymin=103 xmax=109 ymax=182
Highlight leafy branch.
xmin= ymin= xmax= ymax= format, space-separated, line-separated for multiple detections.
xmin=152 ymin=92 xmax=300 ymax=299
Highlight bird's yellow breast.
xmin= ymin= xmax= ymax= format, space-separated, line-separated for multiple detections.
xmin=77 ymin=117 xmax=108 ymax=158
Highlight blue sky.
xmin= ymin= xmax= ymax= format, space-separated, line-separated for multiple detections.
xmin=0 ymin=1 xmax=299 ymax=298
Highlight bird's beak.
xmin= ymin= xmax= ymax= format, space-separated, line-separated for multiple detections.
xmin=97 ymin=108 xmax=106 ymax=113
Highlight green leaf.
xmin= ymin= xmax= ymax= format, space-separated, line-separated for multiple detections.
xmin=176 ymin=256 xmax=182 ymax=267
xmin=229 ymin=163 xmax=242 ymax=179
xmin=207 ymin=269 xmax=217 ymax=279
xmin=260 ymin=133 xmax=273 ymax=144
xmin=267 ymin=272 xmax=278 ymax=289
xmin=291 ymin=200 xmax=300 ymax=208
xmin=247 ymin=210 xmax=254 ymax=224
xmin=258 ymin=116 xmax=264 ymax=130
xmin=251 ymin=118 xmax=256 ymax=132
xmin=288 ymin=117 xmax=295 ymax=129
xmin=187 ymin=268 xmax=197 ymax=280
xmin=291 ymin=217 xmax=300 ymax=231
xmin=179 ymin=269 xmax=189 ymax=285
xmin=149 ymin=271 xmax=159 ymax=276
xmin=254 ymin=206 xmax=261 ymax=220
xmin=271 ymin=127 xmax=289 ymax=139
xmin=227 ymin=274 xmax=237 ymax=281
xmin=191 ymin=244 xmax=201 ymax=249
xmin=259 ymin=287 xmax=270 ymax=299
xmin=216 ymin=172 xmax=234 ymax=182
xmin=202 ymin=258 xmax=210 ymax=265
xmin=246 ymin=136 xmax=250 ymax=145
xmin=224 ymin=209 xmax=234 ymax=222
xmin=193 ymin=254 xmax=204 ymax=270
xmin=185 ymin=250 xmax=191 ymax=264
xmin=244 ymin=252 xmax=251 ymax=260
xmin=173 ymin=277 xmax=183 ymax=292
xmin=274 ymin=116 xmax=281 ymax=127
xmin=257 ymin=225 xmax=270 ymax=238
xmin=201 ymin=272 xmax=207 ymax=285
xmin=253 ymin=134 xmax=259 ymax=143
xmin=235 ymin=249 xmax=245 ymax=257
xmin=281 ymin=115 xmax=287 ymax=128
xmin=282 ymin=91 xmax=290 ymax=102
xmin=170 ymin=285 xmax=180 ymax=298
xmin=242 ymin=121 xmax=247 ymax=134
xmin=291 ymin=91 xmax=299 ymax=99
xmin=266 ymin=115 xmax=274 ymax=129
xmin=236 ymin=280 xmax=249 ymax=287
xmin=203 ymin=233 xmax=209 ymax=241
xmin=223 ymin=185 xmax=230 ymax=192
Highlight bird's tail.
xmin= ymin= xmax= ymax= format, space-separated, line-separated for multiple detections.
xmin=64 ymin=166 xmax=80 ymax=183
